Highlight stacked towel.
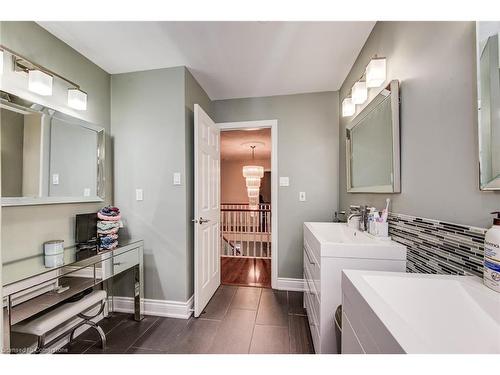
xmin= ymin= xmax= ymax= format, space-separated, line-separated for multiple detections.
xmin=97 ymin=206 xmax=121 ymax=250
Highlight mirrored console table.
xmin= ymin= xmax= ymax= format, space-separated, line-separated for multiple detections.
xmin=2 ymin=239 xmax=144 ymax=353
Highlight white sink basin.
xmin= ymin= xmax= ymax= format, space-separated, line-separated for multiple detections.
xmin=342 ymin=270 xmax=500 ymax=353
xmin=304 ymin=222 xmax=406 ymax=259
xmin=302 ymin=222 xmax=407 ymax=353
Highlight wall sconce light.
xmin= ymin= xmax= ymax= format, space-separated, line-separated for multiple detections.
xmin=68 ymin=88 xmax=88 ymax=111
xmin=351 ymin=81 xmax=368 ymax=105
xmin=366 ymin=58 xmax=386 ymax=88
xmin=28 ymin=69 xmax=53 ymax=96
xmin=2 ymin=44 xmax=88 ymax=110
xmin=342 ymin=97 xmax=355 ymax=117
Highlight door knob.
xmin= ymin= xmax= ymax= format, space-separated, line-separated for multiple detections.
xmin=192 ymin=217 xmax=210 ymax=224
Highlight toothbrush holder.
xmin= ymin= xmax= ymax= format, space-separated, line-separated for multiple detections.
xmin=374 ymin=221 xmax=389 ymax=238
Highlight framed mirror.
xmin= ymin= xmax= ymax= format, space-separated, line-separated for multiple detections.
xmin=346 ymin=80 xmax=401 ymax=193
xmin=477 ymin=22 xmax=500 ymax=190
xmin=0 ymin=91 xmax=105 ymax=206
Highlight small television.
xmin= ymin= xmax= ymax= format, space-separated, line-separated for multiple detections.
xmin=75 ymin=213 xmax=98 ymax=245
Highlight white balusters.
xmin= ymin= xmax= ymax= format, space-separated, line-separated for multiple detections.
xmin=220 ymin=203 xmax=271 ymax=259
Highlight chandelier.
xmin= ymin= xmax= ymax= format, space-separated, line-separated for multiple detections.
xmin=242 ymin=145 xmax=264 ymax=209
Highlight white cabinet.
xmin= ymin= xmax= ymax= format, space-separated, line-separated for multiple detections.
xmin=303 ymin=222 xmax=407 ymax=354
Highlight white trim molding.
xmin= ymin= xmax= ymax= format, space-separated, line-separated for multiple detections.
xmin=275 ymin=277 xmax=306 ymax=292
xmin=111 ymin=295 xmax=194 ymax=320
xmin=218 ymin=119 xmax=279 ymax=290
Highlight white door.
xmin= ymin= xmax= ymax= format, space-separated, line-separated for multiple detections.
xmin=194 ymin=104 xmax=220 ymax=317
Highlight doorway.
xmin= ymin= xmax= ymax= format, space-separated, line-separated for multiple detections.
xmin=193 ymin=107 xmax=278 ymax=316
xmin=218 ymin=121 xmax=278 ymax=289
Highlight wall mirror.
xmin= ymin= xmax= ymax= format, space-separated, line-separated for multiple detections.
xmin=0 ymin=90 xmax=105 ymax=206
xmin=477 ymin=22 xmax=500 ymax=190
xmin=346 ymin=79 xmax=401 ymax=193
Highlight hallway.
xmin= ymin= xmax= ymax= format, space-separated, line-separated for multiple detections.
xmin=60 ymin=286 xmax=313 ymax=354
xmin=221 ymin=257 xmax=271 ymax=288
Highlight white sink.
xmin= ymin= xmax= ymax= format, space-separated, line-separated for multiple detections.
xmin=304 ymin=222 xmax=406 ymax=259
xmin=342 ymin=270 xmax=500 ymax=353
xmin=302 ymin=222 xmax=407 ymax=353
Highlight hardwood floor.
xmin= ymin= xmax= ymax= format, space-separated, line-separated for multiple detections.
xmin=58 ymin=286 xmax=314 ymax=354
xmin=221 ymin=257 xmax=271 ymax=288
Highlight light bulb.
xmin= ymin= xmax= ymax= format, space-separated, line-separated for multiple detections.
xmin=28 ymin=70 xmax=53 ymax=96
xmin=366 ymin=58 xmax=386 ymax=88
xmin=342 ymin=97 xmax=355 ymax=117
xmin=351 ymin=81 xmax=367 ymax=105
xmin=68 ymin=88 xmax=87 ymax=110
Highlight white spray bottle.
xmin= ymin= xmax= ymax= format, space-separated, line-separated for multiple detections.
xmin=484 ymin=211 xmax=500 ymax=293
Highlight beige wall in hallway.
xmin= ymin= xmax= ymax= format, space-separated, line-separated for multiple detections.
xmin=221 ymin=158 xmax=271 ymax=203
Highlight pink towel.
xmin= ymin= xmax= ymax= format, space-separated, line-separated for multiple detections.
xmin=98 ymin=212 xmax=122 ymax=221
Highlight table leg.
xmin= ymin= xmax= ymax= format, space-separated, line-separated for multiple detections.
xmin=102 ymin=279 xmax=113 ymax=318
xmin=2 ymin=296 xmax=11 ymax=354
xmin=133 ymin=264 xmax=143 ymax=321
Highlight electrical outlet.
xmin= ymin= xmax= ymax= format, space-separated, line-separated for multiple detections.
xmin=280 ymin=177 xmax=289 ymax=187
xmin=52 ymin=173 xmax=59 ymax=185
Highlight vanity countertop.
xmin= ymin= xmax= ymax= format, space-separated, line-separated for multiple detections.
xmin=2 ymin=238 xmax=143 ymax=287
xmin=304 ymin=222 xmax=406 ymax=259
xmin=342 ymin=269 xmax=500 ymax=353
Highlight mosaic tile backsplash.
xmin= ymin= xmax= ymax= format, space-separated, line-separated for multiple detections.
xmin=388 ymin=213 xmax=486 ymax=277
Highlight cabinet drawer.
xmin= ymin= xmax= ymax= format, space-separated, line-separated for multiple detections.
xmin=304 ymin=261 xmax=319 ymax=301
xmin=304 ymin=265 xmax=321 ymax=328
xmin=341 ymin=312 xmax=365 ymax=354
xmin=304 ymin=289 xmax=320 ymax=353
xmin=304 ymin=249 xmax=320 ymax=298
xmin=112 ymin=248 xmax=139 ymax=275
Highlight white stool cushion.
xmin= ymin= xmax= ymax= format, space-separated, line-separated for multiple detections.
xmin=13 ymin=290 xmax=107 ymax=337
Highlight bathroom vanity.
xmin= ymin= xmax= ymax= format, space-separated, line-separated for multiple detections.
xmin=2 ymin=239 xmax=144 ymax=352
xmin=341 ymin=270 xmax=500 ymax=353
xmin=303 ymin=222 xmax=406 ymax=354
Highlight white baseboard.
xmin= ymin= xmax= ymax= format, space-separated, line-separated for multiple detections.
xmin=275 ymin=277 xmax=306 ymax=292
xmin=111 ymin=295 xmax=194 ymax=320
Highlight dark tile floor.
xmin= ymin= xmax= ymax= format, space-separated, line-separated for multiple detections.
xmin=59 ymin=286 xmax=314 ymax=354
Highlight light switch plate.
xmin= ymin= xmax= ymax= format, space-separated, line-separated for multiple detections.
xmin=173 ymin=172 xmax=181 ymax=185
xmin=52 ymin=173 xmax=59 ymax=185
xmin=299 ymin=192 xmax=306 ymax=201
xmin=135 ymin=189 xmax=143 ymax=201
xmin=280 ymin=177 xmax=289 ymax=187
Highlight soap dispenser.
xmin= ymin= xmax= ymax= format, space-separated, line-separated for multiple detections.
xmin=484 ymin=212 xmax=500 ymax=293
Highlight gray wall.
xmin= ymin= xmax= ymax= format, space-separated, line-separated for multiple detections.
xmin=0 ymin=22 xmax=111 ymax=263
xmin=339 ymin=21 xmax=500 ymax=229
xmin=112 ymin=66 xmax=205 ymax=302
xmin=214 ymin=92 xmax=339 ymax=279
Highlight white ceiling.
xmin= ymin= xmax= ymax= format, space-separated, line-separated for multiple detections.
xmin=221 ymin=129 xmax=271 ymax=161
xmin=38 ymin=21 xmax=375 ymax=100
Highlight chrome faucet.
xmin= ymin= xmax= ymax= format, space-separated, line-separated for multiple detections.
xmin=359 ymin=206 xmax=368 ymax=232
xmin=347 ymin=205 xmax=361 ymax=221
xmin=348 ymin=205 xmax=368 ymax=231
